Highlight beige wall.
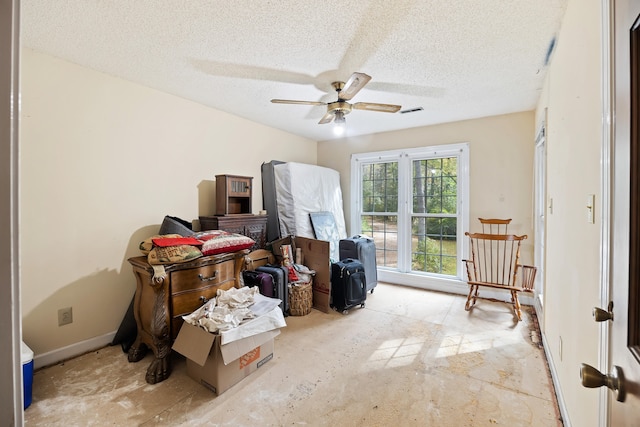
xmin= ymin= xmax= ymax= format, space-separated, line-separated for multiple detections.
xmin=535 ymin=0 xmax=602 ymax=426
xmin=20 ymin=49 xmax=316 ymax=359
xmin=317 ymin=111 xmax=536 ymax=260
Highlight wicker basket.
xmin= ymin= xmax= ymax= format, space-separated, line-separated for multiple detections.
xmin=288 ymin=282 xmax=313 ymax=316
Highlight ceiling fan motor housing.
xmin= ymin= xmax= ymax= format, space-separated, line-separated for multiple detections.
xmin=328 ymin=101 xmax=352 ymax=115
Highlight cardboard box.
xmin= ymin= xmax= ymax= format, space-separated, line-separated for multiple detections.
xmin=271 ymin=236 xmax=332 ymax=313
xmin=173 ymin=321 xmax=280 ymax=395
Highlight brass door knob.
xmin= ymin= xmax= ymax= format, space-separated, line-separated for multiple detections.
xmin=592 ymin=301 xmax=614 ymax=322
xmin=580 ymin=363 xmax=626 ymax=402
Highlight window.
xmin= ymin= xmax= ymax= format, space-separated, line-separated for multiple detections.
xmin=351 ymin=144 xmax=469 ymax=285
xmin=411 ymin=157 xmax=459 ymax=275
xmin=360 ymin=162 xmax=399 ymax=267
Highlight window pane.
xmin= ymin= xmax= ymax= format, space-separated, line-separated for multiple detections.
xmin=362 ymin=179 xmax=373 ymax=212
xmin=413 ymin=160 xmax=427 ymax=213
xmin=413 ymin=157 xmax=457 ymax=214
xmin=362 ymin=162 xmax=398 ymax=213
xmin=361 ymin=214 xmax=398 ymax=268
xmin=411 ymin=217 xmax=457 ymax=275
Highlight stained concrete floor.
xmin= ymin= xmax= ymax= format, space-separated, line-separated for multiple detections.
xmin=24 ymin=283 xmax=562 ymax=426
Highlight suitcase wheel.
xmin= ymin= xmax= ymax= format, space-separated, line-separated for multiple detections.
xmin=361 ymin=302 xmax=365 ymax=308
xmin=370 ymin=289 xmax=374 ymax=294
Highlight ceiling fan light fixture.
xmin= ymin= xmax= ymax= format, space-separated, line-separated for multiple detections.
xmin=333 ymin=111 xmax=346 ymax=136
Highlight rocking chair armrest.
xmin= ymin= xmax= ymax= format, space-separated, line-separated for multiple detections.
xmin=517 ymin=264 xmax=538 ymax=290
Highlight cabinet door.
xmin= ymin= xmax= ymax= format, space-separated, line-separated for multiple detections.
xmin=222 ymin=223 xmax=245 ymax=235
xmin=225 ymin=176 xmax=252 ymax=197
xmin=245 ymin=222 xmax=267 ymax=249
xmin=199 ymin=216 xmax=243 ymax=234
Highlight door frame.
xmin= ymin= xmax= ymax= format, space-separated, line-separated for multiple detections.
xmin=599 ymin=0 xmax=614 ymax=425
xmin=534 ymin=118 xmax=546 ymax=325
xmin=1 ymin=0 xmax=22 ymax=423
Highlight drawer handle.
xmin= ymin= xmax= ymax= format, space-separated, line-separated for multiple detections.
xmin=198 ymin=271 xmax=218 ymax=282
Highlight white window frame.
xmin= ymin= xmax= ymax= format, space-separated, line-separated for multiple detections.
xmin=351 ymin=143 xmax=470 ymax=292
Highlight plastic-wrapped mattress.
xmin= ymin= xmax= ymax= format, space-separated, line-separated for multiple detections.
xmin=273 ymin=162 xmax=347 ymax=259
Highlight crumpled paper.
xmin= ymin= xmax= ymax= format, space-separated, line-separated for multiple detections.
xmin=182 ymin=286 xmax=284 ymax=334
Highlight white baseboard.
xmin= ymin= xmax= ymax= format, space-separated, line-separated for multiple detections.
xmin=540 ymin=330 xmax=571 ymax=427
xmin=33 ymin=331 xmax=117 ymax=370
xmin=378 ymin=270 xmax=535 ymax=306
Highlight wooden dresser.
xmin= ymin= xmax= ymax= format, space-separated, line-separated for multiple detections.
xmin=199 ymin=214 xmax=268 ymax=250
xmin=127 ymin=251 xmax=246 ymax=384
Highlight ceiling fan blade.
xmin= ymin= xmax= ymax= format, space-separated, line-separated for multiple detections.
xmin=338 ymin=72 xmax=372 ymax=100
xmin=271 ymin=99 xmax=327 ymax=106
xmin=353 ymin=102 xmax=402 ymax=113
xmin=318 ymin=111 xmax=335 ymax=124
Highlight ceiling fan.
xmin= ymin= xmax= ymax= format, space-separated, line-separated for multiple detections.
xmin=270 ymin=72 xmax=402 ymax=125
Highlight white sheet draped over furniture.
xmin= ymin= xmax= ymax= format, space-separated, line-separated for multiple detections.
xmin=264 ymin=161 xmax=347 ymax=261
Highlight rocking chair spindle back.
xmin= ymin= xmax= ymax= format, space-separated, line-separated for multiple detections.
xmin=463 ymin=231 xmax=537 ymax=321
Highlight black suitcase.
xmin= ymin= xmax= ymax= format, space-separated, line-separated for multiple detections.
xmin=256 ymin=264 xmax=289 ymax=315
xmin=331 ymin=258 xmax=366 ymax=314
xmin=339 ymin=236 xmax=378 ymax=293
xmin=242 ymin=270 xmax=275 ymax=297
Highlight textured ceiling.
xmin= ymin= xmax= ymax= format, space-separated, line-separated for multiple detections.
xmin=21 ymin=1 xmax=568 ymax=141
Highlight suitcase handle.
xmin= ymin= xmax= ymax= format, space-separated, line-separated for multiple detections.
xmin=351 ymin=234 xmax=373 ymax=240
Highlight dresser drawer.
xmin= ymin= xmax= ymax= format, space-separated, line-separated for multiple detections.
xmin=170 ymin=279 xmax=236 ymax=338
xmin=170 ymin=259 xmax=234 ymax=294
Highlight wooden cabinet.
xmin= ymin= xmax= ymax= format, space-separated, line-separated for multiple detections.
xmin=199 ymin=214 xmax=268 ymax=250
xmin=127 ymin=251 xmax=245 ymax=384
xmin=216 ymin=174 xmax=253 ymax=215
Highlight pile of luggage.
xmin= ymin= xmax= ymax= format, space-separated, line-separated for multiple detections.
xmin=330 ymin=236 xmax=378 ymax=314
xmin=242 ymin=235 xmax=379 ymax=317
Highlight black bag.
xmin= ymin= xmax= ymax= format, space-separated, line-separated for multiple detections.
xmin=242 ymin=270 xmax=275 ymax=297
xmin=331 ymin=258 xmax=367 ymax=314
xmin=339 ymin=235 xmax=378 ymax=293
xmin=111 ymin=295 xmax=137 ymax=353
xmin=256 ymin=264 xmax=289 ymax=315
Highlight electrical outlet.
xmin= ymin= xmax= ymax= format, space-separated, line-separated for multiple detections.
xmin=58 ymin=307 xmax=73 ymax=326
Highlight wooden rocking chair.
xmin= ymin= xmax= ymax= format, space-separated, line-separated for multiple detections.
xmin=463 ymin=229 xmax=537 ymax=321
